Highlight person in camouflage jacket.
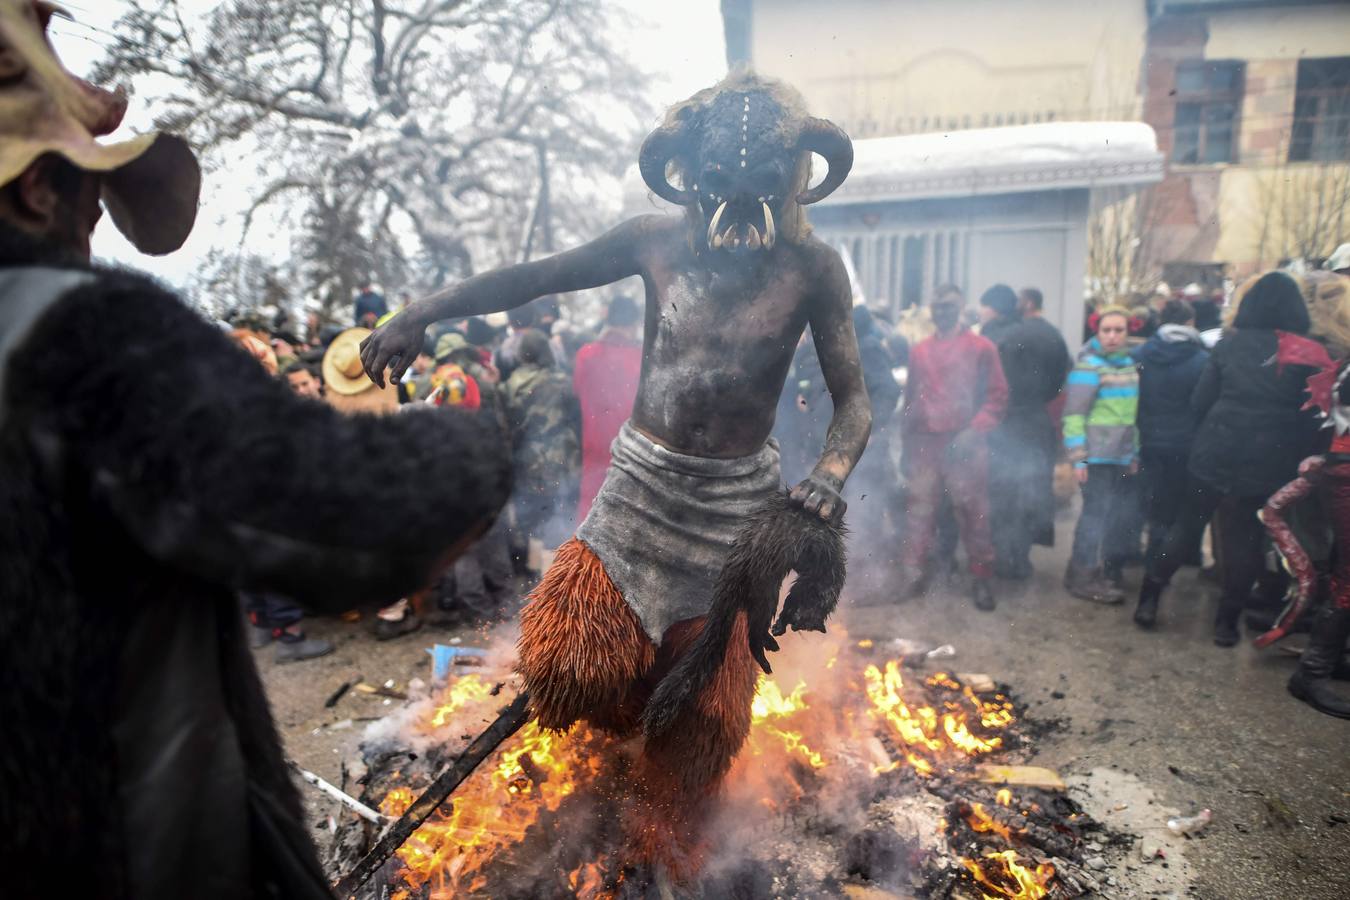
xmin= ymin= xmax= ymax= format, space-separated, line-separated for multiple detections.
xmin=503 ymin=329 xmax=583 ymax=549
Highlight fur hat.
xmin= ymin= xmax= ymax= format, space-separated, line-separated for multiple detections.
xmin=0 ymin=1 xmax=200 ymax=254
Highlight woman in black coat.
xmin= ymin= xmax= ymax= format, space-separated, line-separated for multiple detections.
xmin=1135 ymin=272 xmax=1332 ymax=645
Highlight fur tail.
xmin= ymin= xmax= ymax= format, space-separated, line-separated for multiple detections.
xmin=641 ymin=492 xmax=846 ymax=739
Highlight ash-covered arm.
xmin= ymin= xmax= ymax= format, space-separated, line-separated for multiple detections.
xmin=792 ymin=247 xmax=871 ymax=520
xmin=20 ymin=273 xmax=511 ymax=610
xmin=362 ymin=216 xmax=650 ymax=386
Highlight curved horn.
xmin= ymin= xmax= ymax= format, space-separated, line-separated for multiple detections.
xmin=638 ymin=124 xmax=693 ymax=207
xmin=795 ymin=117 xmax=854 ymax=205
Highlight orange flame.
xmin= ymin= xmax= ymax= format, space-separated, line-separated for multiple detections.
xmin=863 ymin=661 xmax=1012 ymax=776
xmin=962 ymin=849 xmax=1055 ymax=899
xmin=749 ymin=677 xmax=828 ymax=769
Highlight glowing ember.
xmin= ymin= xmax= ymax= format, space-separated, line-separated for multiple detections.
xmin=962 ymin=849 xmax=1055 ymax=899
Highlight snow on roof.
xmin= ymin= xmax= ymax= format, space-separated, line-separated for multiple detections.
xmin=820 ymin=121 xmax=1164 ymax=205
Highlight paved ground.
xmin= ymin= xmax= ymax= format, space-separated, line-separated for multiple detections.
xmin=262 ymin=519 xmax=1350 ymax=899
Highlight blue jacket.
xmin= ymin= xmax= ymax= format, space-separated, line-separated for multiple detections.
xmin=1131 ymin=325 xmax=1208 ymax=455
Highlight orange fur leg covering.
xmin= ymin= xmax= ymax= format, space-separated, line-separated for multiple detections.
xmin=624 ymin=611 xmax=758 ymax=877
xmin=516 ymin=538 xmax=656 ymax=733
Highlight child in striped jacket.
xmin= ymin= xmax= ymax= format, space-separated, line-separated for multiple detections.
xmin=1063 ymin=306 xmax=1140 ymax=603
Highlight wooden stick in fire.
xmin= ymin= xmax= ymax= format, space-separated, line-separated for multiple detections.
xmin=331 ymin=692 xmax=532 ymax=899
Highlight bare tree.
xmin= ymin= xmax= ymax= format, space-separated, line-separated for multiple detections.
xmin=96 ymin=0 xmax=652 ymax=319
xmin=1251 ymin=162 xmax=1350 ymax=268
xmin=1086 ymin=185 xmax=1163 ymax=303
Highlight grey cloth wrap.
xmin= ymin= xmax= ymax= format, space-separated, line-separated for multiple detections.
xmin=577 ymin=420 xmax=782 ymax=644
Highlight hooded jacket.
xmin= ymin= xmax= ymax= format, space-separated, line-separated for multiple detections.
xmin=1188 ymin=328 xmax=1330 ymax=497
xmin=1063 ymin=337 xmax=1138 ymax=466
xmin=1132 ymin=324 xmax=1209 ymax=454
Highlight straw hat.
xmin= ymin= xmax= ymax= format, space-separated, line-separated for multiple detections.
xmin=0 ymin=1 xmax=200 ymax=254
xmin=322 ymin=326 xmax=398 ymax=414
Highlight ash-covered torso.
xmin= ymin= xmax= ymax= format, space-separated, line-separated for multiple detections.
xmin=629 ymin=217 xmax=826 ymax=459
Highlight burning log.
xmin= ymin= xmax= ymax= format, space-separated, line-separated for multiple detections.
xmin=331 ymin=692 xmax=531 ymax=898
xmin=947 ymin=797 xmax=1080 ymax=860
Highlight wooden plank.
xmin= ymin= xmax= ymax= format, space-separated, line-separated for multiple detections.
xmin=956 ymin=673 xmax=996 ymax=693
xmin=971 ymin=764 xmax=1066 ymax=791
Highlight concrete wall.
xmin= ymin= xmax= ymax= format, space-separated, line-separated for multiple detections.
xmin=746 ymin=0 xmax=1147 ymax=137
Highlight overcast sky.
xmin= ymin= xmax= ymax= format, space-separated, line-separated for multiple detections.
xmin=48 ymin=0 xmax=726 ymax=287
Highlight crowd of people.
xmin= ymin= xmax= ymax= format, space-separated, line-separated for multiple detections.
xmin=229 ymin=291 xmax=645 ymax=661
xmin=236 ymin=254 xmax=1350 ymax=724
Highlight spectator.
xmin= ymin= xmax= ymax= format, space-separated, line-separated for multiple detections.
xmin=421 ymin=333 xmax=485 ymax=411
xmin=987 ymin=285 xmax=1072 ymax=579
xmin=399 ymin=334 xmax=439 ymax=403
xmin=1131 ymin=299 xmax=1209 ymax=610
xmin=898 ymin=287 xmax=1008 ymax=611
xmin=354 ymin=282 xmax=388 ymax=327
xmin=977 ymin=282 xmax=1020 ymax=343
xmin=495 ymin=301 xmax=537 ymax=381
xmin=1304 ymin=271 xmax=1350 ymax=360
xmin=844 ymin=306 xmax=903 ymax=595
xmin=0 ymin=13 xmax=510 ymax=893
xmin=1063 ymin=306 xmax=1138 ymax=604
xmin=1136 ymin=272 xmax=1332 ymax=645
xmin=503 ymin=330 xmax=583 ymax=566
xmin=283 ymin=360 xmax=323 ymax=399
xmin=573 ymin=294 xmax=643 ymax=521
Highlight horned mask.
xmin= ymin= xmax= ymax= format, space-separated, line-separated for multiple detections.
xmin=639 ymin=73 xmax=852 ymax=256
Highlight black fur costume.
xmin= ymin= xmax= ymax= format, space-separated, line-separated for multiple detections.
xmin=0 ymin=264 xmax=511 ymax=899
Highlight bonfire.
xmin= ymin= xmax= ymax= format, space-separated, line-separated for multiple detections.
xmin=328 ymin=630 xmax=1109 ymax=899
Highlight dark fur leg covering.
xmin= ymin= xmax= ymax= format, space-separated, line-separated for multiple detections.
xmin=641 ymin=492 xmax=846 ymax=738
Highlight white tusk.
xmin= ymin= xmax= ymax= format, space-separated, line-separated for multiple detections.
xmin=706 ymin=201 xmax=727 ymax=249
xmin=762 ymin=202 xmax=776 ymax=249
xmin=747 ymin=224 xmax=762 ymax=250
xmin=713 ymin=229 xmax=724 ymax=249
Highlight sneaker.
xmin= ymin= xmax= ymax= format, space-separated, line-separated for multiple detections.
xmin=275 ymin=635 xmax=335 ymax=663
xmin=374 ymin=612 xmax=422 ymax=641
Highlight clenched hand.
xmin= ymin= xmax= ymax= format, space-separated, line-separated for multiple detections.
xmin=360 ymin=313 xmax=429 ymax=388
xmin=789 ymin=473 xmax=846 ymax=523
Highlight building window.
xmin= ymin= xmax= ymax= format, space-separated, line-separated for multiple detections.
xmin=1172 ymin=60 xmax=1244 ymax=165
xmin=1290 ymin=57 xmax=1350 ymax=162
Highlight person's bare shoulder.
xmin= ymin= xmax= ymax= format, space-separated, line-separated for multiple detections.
xmin=795 ymin=235 xmax=850 ymax=298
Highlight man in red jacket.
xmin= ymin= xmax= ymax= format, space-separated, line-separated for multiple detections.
xmin=572 ymin=294 xmax=644 ymax=521
xmin=899 ymin=286 xmax=1009 ymax=610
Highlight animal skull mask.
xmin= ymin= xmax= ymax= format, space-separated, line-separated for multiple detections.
xmin=639 ymin=73 xmax=852 ymax=257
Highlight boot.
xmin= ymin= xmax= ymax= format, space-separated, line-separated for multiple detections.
xmin=1134 ymin=578 xmax=1163 ymax=629
xmin=1064 ymin=564 xmax=1124 ymax=604
xmin=1213 ymin=603 xmax=1242 ymax=647
xmin=1288 ymin=607 xmax=1350 ymax=719
xmin=972 ymin=579 xmax=996 ymax=612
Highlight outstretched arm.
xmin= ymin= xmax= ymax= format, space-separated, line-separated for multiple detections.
xmin=362 ymin=216 xmax=651 ymax=386
xmin=790 ymin=248 xmax=872 ymax=521
xmin=21 ymin=273 xmax=511 ymax=610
